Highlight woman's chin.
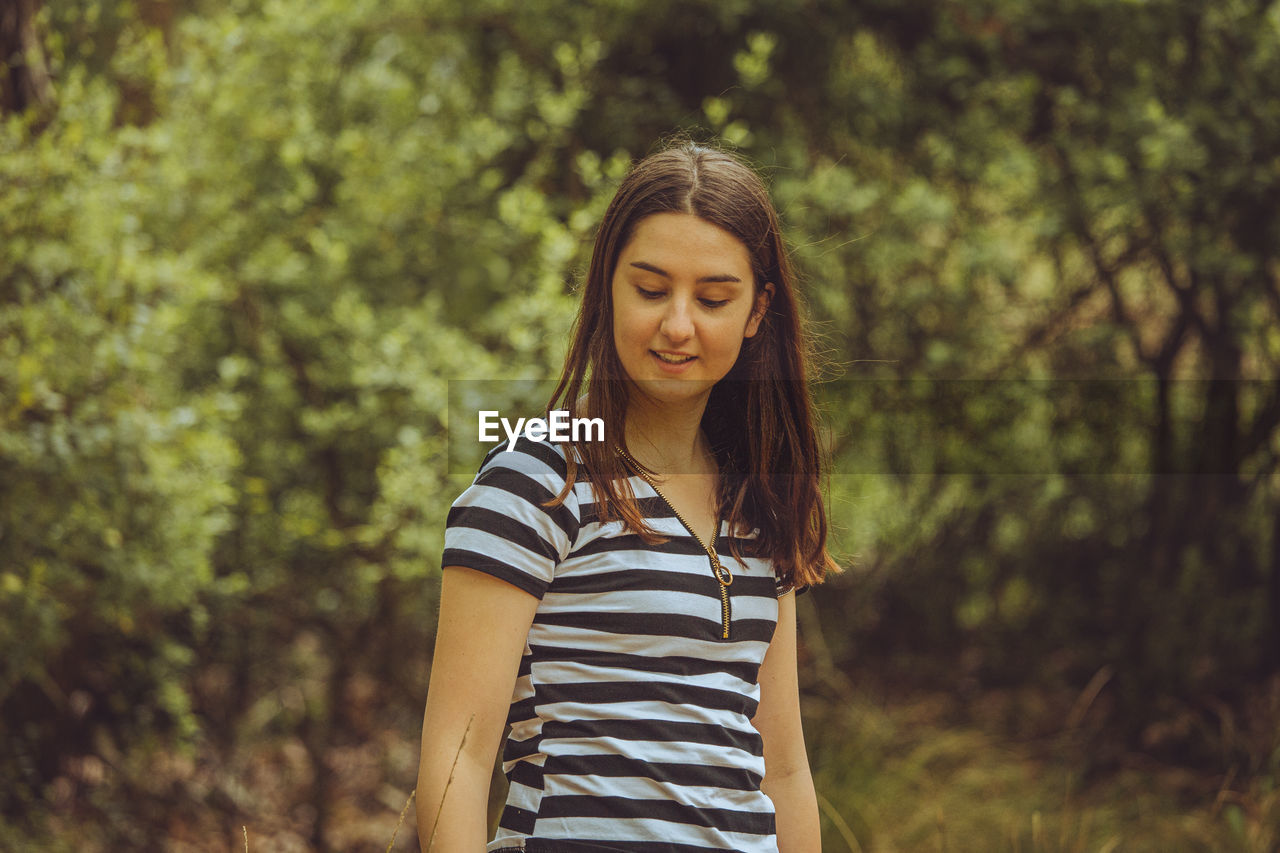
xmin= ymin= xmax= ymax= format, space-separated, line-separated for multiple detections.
xmin=627 ymin=377 xmax=715 ymax=409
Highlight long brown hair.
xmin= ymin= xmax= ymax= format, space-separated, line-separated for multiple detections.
xmin=546 ymin=141 xmax=838 ymax=589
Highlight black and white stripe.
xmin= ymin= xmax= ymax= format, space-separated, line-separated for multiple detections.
xmin=442 ymin=440 xmax=783 ymax=851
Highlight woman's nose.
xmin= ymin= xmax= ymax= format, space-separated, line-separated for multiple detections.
xmin=659 ymin=297 xmax=695 ymax=342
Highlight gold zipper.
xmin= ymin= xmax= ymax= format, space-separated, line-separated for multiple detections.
xmin=616 ymin=445 xmax=733 ymax=640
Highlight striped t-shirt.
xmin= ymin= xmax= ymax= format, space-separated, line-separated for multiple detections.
xmin=441 ymin=439 xmax=785 ymax=852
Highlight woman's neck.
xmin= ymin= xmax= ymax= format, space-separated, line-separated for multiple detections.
xmin=621 ymin=390 xmax=716 ymax=477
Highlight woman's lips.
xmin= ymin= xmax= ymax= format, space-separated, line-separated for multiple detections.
xmin=651 ymin=350 xmax=697 ymax=374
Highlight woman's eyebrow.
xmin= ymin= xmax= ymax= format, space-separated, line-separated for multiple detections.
xmin=629 ymin=261 xmax=742 ymax=284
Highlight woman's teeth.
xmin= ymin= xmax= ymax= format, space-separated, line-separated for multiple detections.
xmin=654 ymin=352 xmax=695 ymax=364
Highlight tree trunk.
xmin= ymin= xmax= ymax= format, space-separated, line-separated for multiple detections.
xmin=1270 ymin=509 xmax=1280 ymax=675
xmin=0 ymin=0 xmax=54 ymax=115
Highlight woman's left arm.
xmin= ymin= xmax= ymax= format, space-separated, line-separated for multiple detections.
xmin=753 ymin=591 xmax=822 ymax=852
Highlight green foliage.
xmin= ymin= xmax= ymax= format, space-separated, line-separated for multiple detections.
xmin=1 ymin=62 xmax=238 ymax=796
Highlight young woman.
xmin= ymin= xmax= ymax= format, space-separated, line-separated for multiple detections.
xmin=417 ymin=142 xmax=838 ymax=852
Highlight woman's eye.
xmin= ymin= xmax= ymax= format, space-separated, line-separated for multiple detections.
xmin=637 ymin=287 xmax=664 ymax=300
xmin=700 ymin=298 xmax=730 ymax=309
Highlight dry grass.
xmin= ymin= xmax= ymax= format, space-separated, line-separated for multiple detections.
xmin=385 ymin=787 xmax=415 ymax=853
xmin=807 ymin=693 xmax=1279 ymax=853
xmin=423 ymin=714 xmax=473 ymax=852
xmin=12 ymin=682 xmax=1276 ymax=851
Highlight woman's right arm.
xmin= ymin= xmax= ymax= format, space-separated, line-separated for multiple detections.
xmin=417 ymin=565 xmax=541 ymax=851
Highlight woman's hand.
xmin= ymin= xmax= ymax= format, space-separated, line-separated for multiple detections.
xmin=417 ymin=566 xmax=540 ymax=851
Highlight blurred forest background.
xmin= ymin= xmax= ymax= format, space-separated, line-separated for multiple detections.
xmin=3 ymin=0 xmax=1279 ymax=850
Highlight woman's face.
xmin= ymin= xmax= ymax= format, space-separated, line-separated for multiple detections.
xmin=611 ymin=212 xmax=770 ymax=409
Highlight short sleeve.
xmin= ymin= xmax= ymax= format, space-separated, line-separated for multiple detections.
xmin=440 ymin=441 xmax=580 ymax=599
xmin=775 ymin=581 xmax=810 ymax=598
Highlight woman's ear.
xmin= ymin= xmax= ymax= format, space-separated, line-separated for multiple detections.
xmin=744 ymin=282 xmax=775 ymax=338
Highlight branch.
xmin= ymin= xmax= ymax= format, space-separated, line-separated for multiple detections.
xmin=1264 ymin=267 xmax=1280 ymax=332
xmin=1048 ymin=140 xmax=1153 ymax=367
xmin=998 ymin=278 xmax=1094 ymax=372
xmin=1135 ymin=188 xmax=1213 ymax=344
xmin=1239 ymin=381 xmax=1280 ymax=463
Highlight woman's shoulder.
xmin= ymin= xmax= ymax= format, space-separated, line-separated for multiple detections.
xmin=449 ymin=438 xmax=583 ymax=549
xmin=472 ymin=437 xmax=572 ymax=485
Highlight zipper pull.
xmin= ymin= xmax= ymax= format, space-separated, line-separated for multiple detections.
xmin=710 ymin=551 xmax=733 ymax=586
